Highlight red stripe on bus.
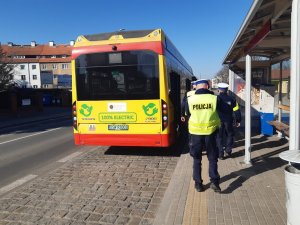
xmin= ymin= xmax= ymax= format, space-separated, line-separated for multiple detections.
xmin=74 ymin=133 xmax=172 ymax=147
xmin=72 ymin=41 xmax=164 ymax=59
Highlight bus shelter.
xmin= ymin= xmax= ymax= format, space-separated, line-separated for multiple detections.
xmin=223 ymin=0 xmax=300 ymax=164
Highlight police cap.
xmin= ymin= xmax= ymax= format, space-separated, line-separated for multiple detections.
xmin=217 ymin=82 xmax=229 ymax=91
xmin=195 ymin=79 xmax=209 ymax=86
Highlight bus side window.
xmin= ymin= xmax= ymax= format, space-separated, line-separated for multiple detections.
xmin=186 ymin=79 xmax=191 ymax=91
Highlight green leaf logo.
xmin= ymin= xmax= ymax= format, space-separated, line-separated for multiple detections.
xmin=79 ymin=104 xmax=93 ymax=117
xmin=142 ymin=103 xmax=158 ymax=116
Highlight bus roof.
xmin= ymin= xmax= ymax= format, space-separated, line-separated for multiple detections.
xmin=83 ymin=29 xmax=157 ymax=41
xmin=73 ymin=29 xmax=193 ymax=75
xmin=75 ymin=29 xmax=163 ymax=46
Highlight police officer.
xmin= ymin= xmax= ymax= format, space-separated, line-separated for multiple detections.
xmin=185 ymin=79 xmax=230 ymax=192
xmin=216 ymin=83 xmax=241 ymax=160
xmin=181 ymin=80 xmax=214 ymax=123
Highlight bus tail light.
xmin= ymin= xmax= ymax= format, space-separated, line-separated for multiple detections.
xmin=72 ymin=101 xmax=77 ymax=130
xmin=161 ymin=100 xmax=168 ymax=131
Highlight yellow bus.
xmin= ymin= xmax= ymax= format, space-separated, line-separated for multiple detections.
xmin=72 ymin=29 xmax=194 ymax=147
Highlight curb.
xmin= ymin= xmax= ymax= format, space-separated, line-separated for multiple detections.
xmin=153 ymin=151 xmax=192 ymax=225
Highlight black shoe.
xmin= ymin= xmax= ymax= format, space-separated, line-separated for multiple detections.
xmin=225 ymin=152 xmax=232 ymax=158
xmin=218 ymin=155 xmax=225 ymax=160
xmin=195 ymin=182 xmax=204 ymax=192
xmin=210 ymin=183 xmax=221 ymax=193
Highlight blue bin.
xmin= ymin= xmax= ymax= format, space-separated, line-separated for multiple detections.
xmin=260 ymin=112 xmax=275 ymax=136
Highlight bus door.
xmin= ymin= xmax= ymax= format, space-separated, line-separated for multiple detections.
xmin=169 ymin=72 xmax=181 ymax=131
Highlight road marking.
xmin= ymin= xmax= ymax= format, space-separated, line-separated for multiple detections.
xmin=0 ymin=174 xmax=38 ymax=195
xmin=0 ymin=128 xmax=62 ymax=145
xmin=57 ymin=151 xmax=83 ymax=163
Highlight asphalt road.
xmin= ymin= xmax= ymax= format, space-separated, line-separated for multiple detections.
xmin=0 ymin=117 xmax=89 ymax=191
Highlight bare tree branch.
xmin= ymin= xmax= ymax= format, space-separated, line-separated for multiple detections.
xmin=214 ymin=65 xmax=229 ymax=83
xmin=0 ymin=46 xmax=14 ymax=90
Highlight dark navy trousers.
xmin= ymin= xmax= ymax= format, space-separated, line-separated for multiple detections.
xmin=189 ymin=131 xmax=220 ymax=184
xmin=216 ymin=121 xmax=234 ymax=157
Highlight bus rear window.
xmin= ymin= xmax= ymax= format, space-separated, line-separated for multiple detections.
xmin=75 ymin=50 xmax=159 ymax=100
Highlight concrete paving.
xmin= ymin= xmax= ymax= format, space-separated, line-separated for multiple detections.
xmin=0 ymin=146 xmax=179 ymax=225
xmin=181 ymin=135 xmax=289 ymax=225
xmin=0 ymin=110 xmax=290 ymax=225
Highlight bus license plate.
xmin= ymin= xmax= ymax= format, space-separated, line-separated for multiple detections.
xmin=108 ymin=124 xmax=129 ymax=130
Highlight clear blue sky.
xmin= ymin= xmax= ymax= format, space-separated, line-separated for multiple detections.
xmin=0 ymin=0 xmax=252 ymax=78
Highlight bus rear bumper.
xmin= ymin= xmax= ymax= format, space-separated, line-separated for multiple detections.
xmin=74 ymin=133 xmax=172 ymax=147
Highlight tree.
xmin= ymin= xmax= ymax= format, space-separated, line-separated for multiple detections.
xmin=0 ymin=46 xmax=14 ymax=90
xmin=214 ymin=65 xmax=229 ymax=83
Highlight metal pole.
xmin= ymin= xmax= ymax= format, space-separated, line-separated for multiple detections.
xmin=278 ymin=61 xmax=283 ymax=123
xmin=289 ymin=0 xmax=300 ymax=151
xmin=232 ymin=72 xmax=235 ymax=95
xmin=245 ymin=55 xmax=252 ymax=164
xmin=229 ymin=69 xmax=234 ymax=95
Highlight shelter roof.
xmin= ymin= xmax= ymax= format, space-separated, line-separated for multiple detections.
xmin=224 ymin=0 xmax=291 ymax=66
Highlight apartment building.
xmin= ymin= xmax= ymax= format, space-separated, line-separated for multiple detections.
xmin=1 ymin=40 xmax=73 ymax=88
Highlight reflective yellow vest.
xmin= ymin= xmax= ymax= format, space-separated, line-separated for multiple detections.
xmin=187 ymin=90 xmax=196 ymax=98
xmin=188 ymin=94 xmax=221 ymax=135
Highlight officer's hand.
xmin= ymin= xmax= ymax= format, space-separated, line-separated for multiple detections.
xmin=236 ymin=123 xmax=240 ymax=127
xmin=181 ymin=116 xmax=186 ymax=122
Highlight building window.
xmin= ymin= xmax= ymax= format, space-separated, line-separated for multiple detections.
xmin=14 ymin=56 xmax=25 ymax=59
xmin=41 ymin=64 xmax=47 ymax=70
xmin=32 ymin=75 xmax=37 ymax=80
xmin=62 ymin=64 xmax=68 ymax=69
xmin=21 ymin=75 xmax=26 ymax=80
xmin=32 ymin=65 xmax=36 ymax=70
xmin=33 ymin=85 xmax=38 ymax=88
xmin=52 ymin=64 xmax=58 ymax=69
xmin=20 ymin=65 xmax=25 ymax=70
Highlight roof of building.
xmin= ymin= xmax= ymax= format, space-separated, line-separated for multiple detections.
xmin=1 ymin=45 xmax=44 ymax=55
xmin=1 ymin=44 xmax=72 ymax=63
xmin=41 ymin=45 xmax=72 ymax=55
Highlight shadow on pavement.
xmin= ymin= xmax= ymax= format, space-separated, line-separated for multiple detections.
xmin=105 ymin=132 xmax=189 ymax=157
xmin=231 ymin=137 xmax=288 ymax=158
xmin=234 ymin=135 xmax=268 ymax=148
xmin=221 ymin=146 xmax=288 ymax=194
xmin=105 ymin=146 xmax=179 ymax=157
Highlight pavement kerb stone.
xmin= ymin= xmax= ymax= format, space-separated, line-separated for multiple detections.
xmin=153 ymin=152 xmax=193 ymax=225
